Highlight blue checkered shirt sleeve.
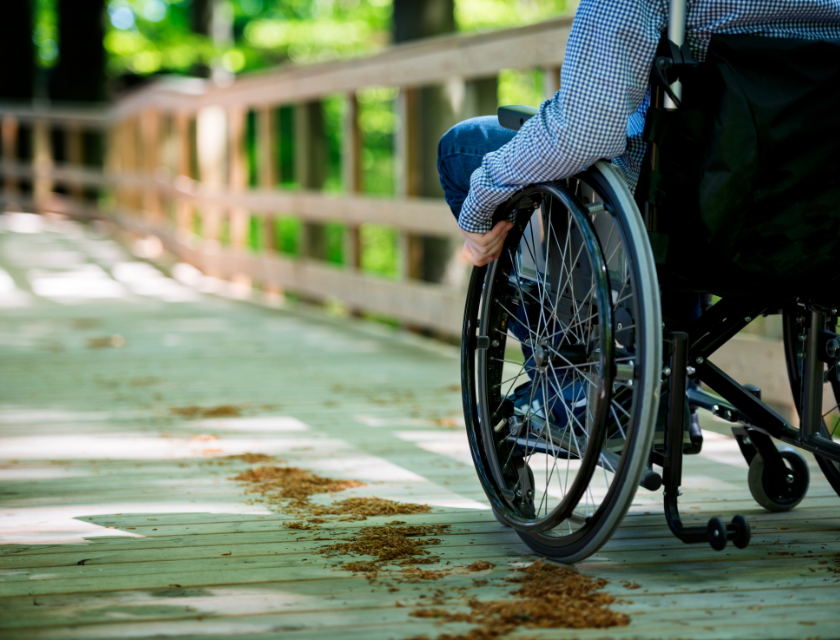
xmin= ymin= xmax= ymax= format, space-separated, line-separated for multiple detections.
xmin=457 ymin=0 xmax=840 ymax=234
xmin=458 ymin=0 xmax=664 ymax=233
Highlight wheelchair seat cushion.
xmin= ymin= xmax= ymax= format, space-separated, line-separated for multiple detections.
xmin=639 ymin=34 xmax=840 ymax=296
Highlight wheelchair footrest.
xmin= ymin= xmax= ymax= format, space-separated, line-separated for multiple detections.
xmin=669 ymin=514 xmax=751 ymax=550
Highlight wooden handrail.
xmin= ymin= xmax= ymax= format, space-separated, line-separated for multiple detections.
xmin=0 ymin=18 xmax=575 ymax=335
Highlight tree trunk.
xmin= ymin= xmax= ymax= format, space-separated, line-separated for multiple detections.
xmin=51 ymin=0 xmax=105 ymax=102
xmin=392 ymin=0 xmax=458 ymax=284
xmin=0 ymin=1 xmax=34 ymax=100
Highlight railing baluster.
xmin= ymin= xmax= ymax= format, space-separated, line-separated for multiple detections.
xmin=174 ymin=113 xmax=192 ymax=242
xmin=296 ymin=100 xmax=326 ymax=262
xmin=33 ymin=119 xmax=53 ymax=206
xmin=543 ymin=66 xmax=561 ymax=100
xmin=396 ymin=86 xmax=423 ymax=282
xmin=1 ymin=116 xmax=19 ymax=200
xmin=343 ymin=91 xmax=361 ymax=270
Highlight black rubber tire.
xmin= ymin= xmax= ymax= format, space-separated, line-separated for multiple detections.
xmin=461 ymin=161 xmax=661 ymax=563
xmin=746 ymin=447 xmax=810 ymax=512
xmin=782 ymin=308 xmax=840 ymax=496
xmin=491 ymin=506 xmax=511 ymax=527
xmin=731 ymin=514 xmax=751 ymax=549
xmin=707 ymin=517 xmax=728 ymax=551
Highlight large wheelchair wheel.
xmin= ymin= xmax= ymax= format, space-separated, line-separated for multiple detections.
xmin=783 ymin=308 xmax=840 ymax=496
xmin=461 ymin=161 xmax=662 ymax=562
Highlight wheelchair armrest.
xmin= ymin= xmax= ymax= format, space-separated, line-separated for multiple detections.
xmin=498 ymin=105 xmax=539 ymax=131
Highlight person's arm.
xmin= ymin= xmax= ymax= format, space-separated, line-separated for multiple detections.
xmin=458 ymin=0 xmax=663 ymax=235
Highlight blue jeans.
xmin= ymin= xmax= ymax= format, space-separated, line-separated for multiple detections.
xmin=436 ymin=116 xmax=516 ymax=221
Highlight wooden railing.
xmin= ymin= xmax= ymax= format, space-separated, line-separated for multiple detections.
xmin=0 ymin=17 xmax=573 ymax=335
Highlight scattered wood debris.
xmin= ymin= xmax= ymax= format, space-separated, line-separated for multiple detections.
xmin=203 ymin=453 xmax=276 ymax=466
xmin=310 ymin=497 xmax=432 ymax=520
xmin=87 ymin=335 xmax=125 ymax=349
xmin=226 ymin=453 xmax=274 ymax=464
xmin=224 ymin=453 xmax=631 ymax=639
xmin=406 ymin=560 xmax=629 ymax=639
xmin=232 ymin=464 xmax=365 ymax=509
xmin=190 ymin=434 xmax=219 ymax=442
xmin=321 ymin=524 xmax=448 ymax=564
xmin=170 ymin=404 xmax=243 ymax=418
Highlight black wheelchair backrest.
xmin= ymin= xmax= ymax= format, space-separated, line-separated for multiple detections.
xmin=641 ymin=35 xmax=840 ymax=295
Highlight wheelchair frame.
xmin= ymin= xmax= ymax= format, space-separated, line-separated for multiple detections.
xmin=650 ymin=0 xmax=840 ymax=547
xmin=473 ymin=0 xmax=840 ymax=555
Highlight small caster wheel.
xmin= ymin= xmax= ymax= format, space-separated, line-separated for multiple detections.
xmin=731 ymin=514 xmax=751 ymax=549
xmin=708 ymin=517 xmax=727 ymax=551
xmin=747 ymin=447 xmax=809 ymax=512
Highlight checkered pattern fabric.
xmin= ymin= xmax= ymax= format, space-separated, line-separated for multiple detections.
xmin=458 ymin=0 xmax=840 ymax=233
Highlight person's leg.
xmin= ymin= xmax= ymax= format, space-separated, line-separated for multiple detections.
xmin=437 ymin=116 xmax=516 ymax=222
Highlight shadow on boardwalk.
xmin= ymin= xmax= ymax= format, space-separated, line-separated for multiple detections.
xmin=1 ymin=217 xmax=839 ymax=639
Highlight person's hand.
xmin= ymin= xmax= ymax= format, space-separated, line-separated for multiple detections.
xmin=460 ymin=219 xmax=514 ymax=267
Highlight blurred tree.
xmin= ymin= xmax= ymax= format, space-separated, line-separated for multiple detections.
xmin=52 ymin=0 xmax=106 ymax=102
xmin=393 ymin=0 xmax=456 ymax=284
xmin=191 ymin=0 xmax=214 ymax=76
xmin=0 ymin=1 xmax=35 ymax=100
xmin=95 ymin=1 xmax=571 ymax=85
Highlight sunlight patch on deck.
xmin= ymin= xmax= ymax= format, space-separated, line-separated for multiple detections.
xmin=187 ymin=416 xmax=309 ymax=432
xmin=27 ymin=265 xmax=129 ymax=302
xmin=112 ymin=262 xmax=201 ymax=303
xmin=0 ymin=268 xmax=33 ymax=308
xmin=0 ymin=503 xmax=272 ymax=545
xmin=395 ymin=430 xmax=474 ymax=467
xmin=0 ymin=408 xmax=115 ymax=424
xmin=0 ymin=434 xmax=329 ymax=460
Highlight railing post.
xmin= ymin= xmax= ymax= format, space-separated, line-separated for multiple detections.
xmin=174 ymin=113 xmax=193 ymax=241
xmin=543 ymin=66 xmax=561 ymax=100
xmin=255 ymin=105 xmax=282 ymax=300
xmin=228 ymin=105 xmax=248 ymax=247
xmin=228 ymin=105 xmax=252 ymax=294
xmin=65 ymin=123 xmax=84 ymax=201
xmin=196 ymin=106 xmax=226 ymax=273
xmin=295 ymin=101 xmax=326 ymax=260
xmin=257 ymin=106 xmax=276 ymax=188
xmin=126 ymin=118 xmax=140 ymax=212
xmin=1 ymin=116 xmax=19 ymax=201
xmin=141 ymin=109 xmax=162 ymax=223
xmin=32 ymin=118 xmax=53 ymax=206
xmin=396 ymin=86 xmax=423 ymax=280
xmin=343 ymin=92 xmax=361 ymax=270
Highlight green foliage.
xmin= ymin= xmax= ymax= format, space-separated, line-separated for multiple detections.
xmin=358 ymin=86 xmax=398 ymax=196
xmin=456 ymin=0 xmax=571 ymax=32
xmin=277 ymin=106 xmax=296 ymax=187
xmin=99 ymin=0 xmax=392 ymax=78
xmin=360 ymin=223 xmax=398 ymax=277
xmin=276 ymin=216 xmax=301 ymax=254
xmin=324 ymin=222 xmax=344 ymax=264
xmin=103 ymin=0 xmax=215 ymax=76
xmin=34 ymin=0 xmax=574 ymax=83
xmin=241 ymin=0 xmax=391 ymax=66
xmin=322 ymin=94 xmax=345 ymax=194
xmin=248 ymin=215 xmax=263 ymax=250
xmin=33 ymin=0 xmax=59 ymax=68
xmin=247 ymin=110 xmax=258 ymax=186
xmin=498 ymin=69 xmax=543 ymax=108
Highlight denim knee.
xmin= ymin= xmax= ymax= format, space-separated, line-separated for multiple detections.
xmin=437 ymin=117 xmax=509 ymax=219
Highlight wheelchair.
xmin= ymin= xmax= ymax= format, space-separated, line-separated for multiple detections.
xmin=460 ymin=14 xmax=840 ymax=562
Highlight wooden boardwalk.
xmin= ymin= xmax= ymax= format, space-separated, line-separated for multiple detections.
xmin=1 ymin=212 xmax=839 ymax=640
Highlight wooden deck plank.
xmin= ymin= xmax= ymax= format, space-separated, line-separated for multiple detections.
xmin=2 ymin=215 xmax=840 ymax=639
